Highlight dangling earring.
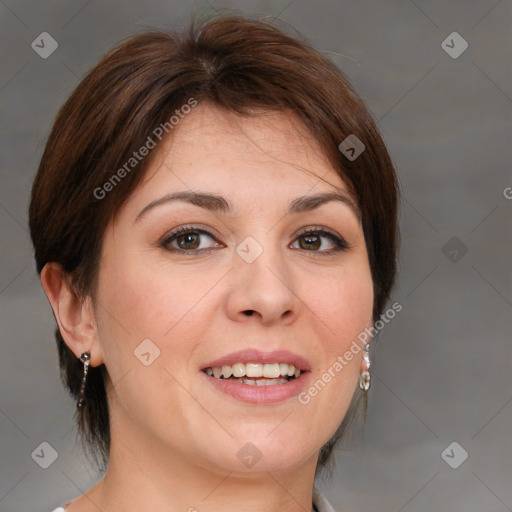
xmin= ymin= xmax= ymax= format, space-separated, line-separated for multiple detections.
xmin=77 ymin=351 xmax=91 ymax=408
xmin=358 ymin=343 xmax=371 ymax=391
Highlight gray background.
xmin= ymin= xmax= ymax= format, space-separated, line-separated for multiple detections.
xmin=1 ymin=1 xmax=511 ymax=511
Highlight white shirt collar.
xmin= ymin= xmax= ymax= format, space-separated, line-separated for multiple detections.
xmin=313 ymin=486 xmax=337 ymax=512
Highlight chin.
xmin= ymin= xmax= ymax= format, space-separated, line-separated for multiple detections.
xmin=198 ymin=431 xmax=320 ymax=475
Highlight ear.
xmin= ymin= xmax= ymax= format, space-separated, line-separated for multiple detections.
xmin=40 ymin=262 xmax=104 ymax=367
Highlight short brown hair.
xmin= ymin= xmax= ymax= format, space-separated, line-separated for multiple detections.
xmin=29 ymin=14 xmax=399 ymax=474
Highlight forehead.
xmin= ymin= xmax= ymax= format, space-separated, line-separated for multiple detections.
xmin=177 ymin=104 xmax=324 ymax=163
xmin=126 ymin=103 xmax=353 ymax=214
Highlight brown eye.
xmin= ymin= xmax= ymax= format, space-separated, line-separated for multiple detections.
xmin=162 ymin=227 xmax=221 ymax=253
xmin=299 ymin=233 xmax=321 ymax=250
xmin=292 ymin=229 xmax=349 ymax=253
xmin=175 ymin=232 xmax=200 ymax=250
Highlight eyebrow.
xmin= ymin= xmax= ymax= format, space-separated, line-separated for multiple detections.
xmin=134 ymin=190 xmax=360 ymax=223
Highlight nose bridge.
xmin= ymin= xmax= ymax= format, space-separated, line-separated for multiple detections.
xmin=227 ymin=233 xmax=301 ymax=324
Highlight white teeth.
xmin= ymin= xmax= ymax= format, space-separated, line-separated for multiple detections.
xmin=204 ymin=362 xmax=303 ymax=382
xmin=263 ymin=363 xmax=281 ymax=378
xmin=239 ymin=377 xmax=288 ymax=386
xmin=232 ymin=363 xmax=245 ymax=377
xmin=222 ymin=365 xmax=232 ymax=378
xmin=255 ymin=378 xmax=288 ymax=386
xmin=245 ymin=363 xmax=263 ymax=378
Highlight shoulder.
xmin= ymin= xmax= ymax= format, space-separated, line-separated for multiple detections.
xmin=313 ymin=486 xmax=337 ymax=512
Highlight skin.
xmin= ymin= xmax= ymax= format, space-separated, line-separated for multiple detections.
xmin=41 ymin=103 xmax=374 ymax=512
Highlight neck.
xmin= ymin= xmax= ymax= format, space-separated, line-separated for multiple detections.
xmin=79 ymin=421 xmax=318 ymax=512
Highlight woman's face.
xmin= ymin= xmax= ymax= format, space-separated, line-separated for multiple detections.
xmin=93 ymin=103 xmax=374 ymax=474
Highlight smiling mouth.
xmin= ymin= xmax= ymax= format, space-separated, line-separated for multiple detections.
xmin=202 ymin=362 xmax=302 ymax=386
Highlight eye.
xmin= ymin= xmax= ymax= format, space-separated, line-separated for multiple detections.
xmin=291 ymin=228 xmax=350 ymax=253
xmin=161 ymin=225 xmax=349 ymax=254
xmin=161 ymin=226 xmax=223 ymax=253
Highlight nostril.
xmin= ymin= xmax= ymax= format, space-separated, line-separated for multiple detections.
xmin=243 ymin=310 xmax=256 ymax=316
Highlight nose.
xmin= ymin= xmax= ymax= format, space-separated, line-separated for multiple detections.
xmin=225 ymin=241 xmax=302 ymax=326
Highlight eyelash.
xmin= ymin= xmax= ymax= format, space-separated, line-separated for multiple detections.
xmin=161 ymin=225 xmax=350 ymax=255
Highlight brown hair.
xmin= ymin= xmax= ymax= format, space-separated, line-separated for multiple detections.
xmin=29 ymin=14 xmax=399 ymax=475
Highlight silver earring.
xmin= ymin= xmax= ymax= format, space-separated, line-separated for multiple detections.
xmin=77 ymin=351 xmax=91 ymax=408
xmin=358 ymin=344 xmax=371 ymax=391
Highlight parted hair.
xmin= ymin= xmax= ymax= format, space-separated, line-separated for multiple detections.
xmin=29 ymin=14 xmax=399 ymax=475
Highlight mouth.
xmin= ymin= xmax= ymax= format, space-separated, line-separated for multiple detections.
xmin=202 ymin=362 xmax=303 ymax=386
xmin=200 ymin=349 xmax=310 ymax=403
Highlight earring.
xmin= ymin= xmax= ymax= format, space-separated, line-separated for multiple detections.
xmin=358 ymin=343 xmax=371 ymax=391
xmin=77 ymin=351 xmax=91 ymax=408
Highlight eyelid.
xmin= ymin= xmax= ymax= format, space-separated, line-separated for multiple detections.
xmin=161 ymin=224 xmax=222 ymax=243
xmin=295 ymin=225 xmax=343 ymax=239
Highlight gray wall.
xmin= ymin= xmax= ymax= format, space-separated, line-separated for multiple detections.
xmin=1 ymin=1 xmax=510 ymax=511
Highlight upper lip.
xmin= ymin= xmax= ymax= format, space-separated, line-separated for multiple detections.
xmin=202 ymin=348 xmax=311 ymax=372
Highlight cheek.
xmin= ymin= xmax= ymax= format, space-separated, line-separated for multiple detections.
xmin=95 ymin=253 xmax=225 ymax=374
xmin=293 ymin=265 xmax=373 ymax=447
xmin=100 ymin=256 xmax=196 ymax=336
xmin=94 ymin=256 xmax=215 ymax=425
xmin=305 ymin=264 xmax=374 ymax=351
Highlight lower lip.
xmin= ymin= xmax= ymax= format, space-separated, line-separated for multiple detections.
xmin=201 ymin=371 xmax=310 ymax=404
